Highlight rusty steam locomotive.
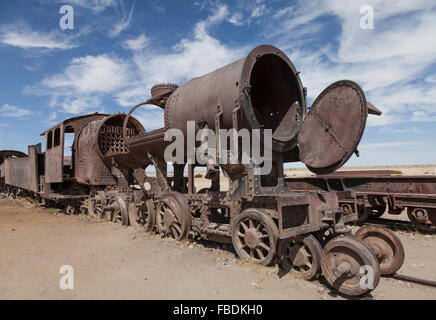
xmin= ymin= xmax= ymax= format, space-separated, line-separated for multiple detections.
xmin=0 ymin=45 xmax=407 ymax=296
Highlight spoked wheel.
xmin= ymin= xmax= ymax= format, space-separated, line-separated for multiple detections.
xmin=156 ymin=191 xmax=191 ymax=240
xmin=88 ymin=192 xmax=104 ymax=218
xmin=128 ymin=200 xmax=155 ymax=231
xmin=231 ymin=209 xmax=279 ymax=266
xmin=355 ymin=225 xmax=405 ymax=275
xmin=321 ymin=237 xmax=381 ymax=296
xmin=110 ymin=197 xmax=129 ymax=226
xmin=278 ymin=234 xmax=323 ymax=280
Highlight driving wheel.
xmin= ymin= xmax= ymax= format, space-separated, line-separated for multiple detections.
xmin=278 ymin=234 xmax=323 ymax=280
xmin=129 ymin=200 xmax=155 ymax=231
xmin=156 ymin=191 xmax=191 ymax=240
xmin=88 ymin=192 xmax=104 ymax=218
xmin=231 ymin=208 xmax=279 ymax=266
xmin=110 ymin=197 xmax=129 ymax=226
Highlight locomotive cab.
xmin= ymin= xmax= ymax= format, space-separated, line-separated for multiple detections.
xmin=39 ymin=113 xmax=108 ymax=197
xmin=43 ymin=124 xmax=69 ymax=183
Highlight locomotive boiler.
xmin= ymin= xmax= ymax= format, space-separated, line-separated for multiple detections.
xmin=1 ymin=44 xmax=405 ymax=297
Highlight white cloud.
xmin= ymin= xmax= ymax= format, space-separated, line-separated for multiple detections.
xmin=134 ymin=108 xmax=165 ymax=131
xmin=378 ymin=126 xmax=423 ymax=134
xmin=48 ymin=112 xmax=57 ymax=121
xmin=269 ymin=0 xmax=436 ymax=126
xmin=42 ymin=55 xmax=131 ymax=94
xmin=228 ymin=12 xmax=244 ymax=26
xmin=0 ymin=23 xmax=78 ymax=50
xmin=26 ymin=54 xmax=131 ymax=114
xmin=116 ymin=86 xmax=147 ymax=108
xmin=0 ymin=104 xmax=31 ymax=117
xmin=250 ymin=4 xmax=266 ymax=18
xmin=115 ymin=3 xmax=248 ymax=109
xmin=411 ymin=111 xmax=436 ymax=122
xmin=108 ymin=3 xmax=135 ymax=38
xmin=60 ymin=0 xmax=117 ymax=13
xmin=59 ymin=96 xmax=105 ymax=114
xmin=359 ymin=141 xmax=427 ymax=149
xmin=131 ymin=4 xmax=247 ymax=85
xmin=149 ymin=1 xmax=165 ymax=14
xmin=195 ymin=4 xmax=229 ymax=38
xmin=122 ymin=34 xmax=149 ymax=51
xmin=26 ymin=3 xmax=248 ymax=119
xmin=426 ymin=74 xmax=436 ymax=83
xmin=224 ymin=0 xmax=269 ymax=26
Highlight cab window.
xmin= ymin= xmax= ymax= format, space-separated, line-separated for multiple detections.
xmin=47 ymin=131 xmax=53 ymax=149
xmin=54 ymin=127 xmax=61 ymax=147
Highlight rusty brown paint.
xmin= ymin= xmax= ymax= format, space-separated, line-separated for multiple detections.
xmin=298 ymin=80 xmax=368 ymax=175
xmin=4 ymin=144 xmax=41 ymax=192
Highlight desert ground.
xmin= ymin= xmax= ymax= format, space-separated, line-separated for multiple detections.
xmin=1 ymin=164 xmax=436 ymax=300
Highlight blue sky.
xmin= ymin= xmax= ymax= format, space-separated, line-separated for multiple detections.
xmin=0 ymin=0 xmax=435 ymax=166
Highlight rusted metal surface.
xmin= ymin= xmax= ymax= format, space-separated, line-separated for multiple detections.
xmin=40 ymin=113 xmax=105 ymax=185
xmin=286 ymin=173 xmax=436 ymax=196
xmin=298 ymin=81 xmax=369 ymax=175
xmin=164 ymin=45 xmax=306 ymax=153
xmin=4 ymin=144 xmax=41 ymax=193
xmin=74 ymin=114 xmax=144 ymax=184
xmin=149 ymin=83 xmax=179 ymax=108
xmin=390 ymin=273 xmax=436 ymax=288
xmin=0 ymin=150 xmax=27 ymax=195
xmin=367 ymin=102 xmax=382 ymax=116
xmin=321 ymin=236 xmax=381 ymax=296
xmin=0 ymin=150 xmax=27 ymax=162
xmin=2 ymin=44 xmax=415 ymax=297
xmin=231 ymin=208 xmax=279 ymax=266
xmin=41 ymin=113 xmax=108 ymax=184
xmin=278 ymin=234 xmax=323 ymax=280
xmin=286 ymin=173 xmax=436 ymax=231
xmin=354 ymin=224 xmax=405 ymax=275
xmin=318 ymin=170 xmax=392 ymax=177
xmin=109 ymin=197 xmax=129 ymax=225
xmin=156 ymin=191 xmax=191 ymax=240
xmin=0 ymin=150 xmax=27 ymax=180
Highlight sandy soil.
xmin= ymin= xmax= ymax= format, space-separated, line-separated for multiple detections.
xmin=0 ymin=198 xmax=435 ymax=300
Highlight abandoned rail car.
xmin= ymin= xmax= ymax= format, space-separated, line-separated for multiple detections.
xmin=286 ymin=170 xmax=436 ymax=232
xmin=0 ymin=150 xmax=27 ymax=196
xmin=0 ymin=44 xmax=408 ymax=297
